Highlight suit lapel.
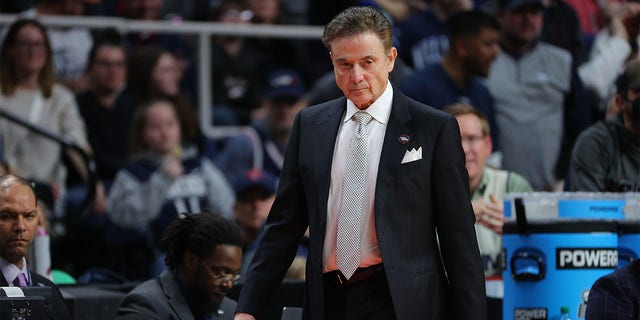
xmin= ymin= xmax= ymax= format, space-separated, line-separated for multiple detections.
xmin=374 ymin=88 xmax=414 ymax=231
xmin=313 ymin=98 xmax=346 ymax=229
xmin=160 ymin=270 xmax=195 ymax=320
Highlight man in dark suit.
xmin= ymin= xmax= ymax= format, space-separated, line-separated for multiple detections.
xmin=234 ymin=6 xmax=486 ymax=320
xmin=0 ymin=174 xmax=71 ymax=319
xmin=115 ymin=213 xmax=243 ymax=320
xmin=586 ymin=260 xmax=640 ymax=320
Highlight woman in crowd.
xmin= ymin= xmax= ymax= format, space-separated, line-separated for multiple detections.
xmin=0 ymin=19 xmax=89 ymax=214
xmin=107 ymin=98 xmax=234 ymax=278
xmin=126 ymin=45 xmax=217 ymax=159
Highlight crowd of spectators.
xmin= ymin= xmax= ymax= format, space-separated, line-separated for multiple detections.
xmin=0 ymin=0 xmax=637 ymax=302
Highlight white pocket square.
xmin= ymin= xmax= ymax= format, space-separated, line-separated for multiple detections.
xmin=401 ymin=147 xmax=422 ymax=164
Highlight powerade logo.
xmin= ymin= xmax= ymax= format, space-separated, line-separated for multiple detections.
xmin=589 ymin=206 xmax=620 ymax=212
xmin=514 ymin=308 xmax=547 ymax=320
xmin=556 ymin=248 xmax=618 ymax=269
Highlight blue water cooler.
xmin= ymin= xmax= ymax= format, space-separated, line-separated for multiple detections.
xmin=618 ymin=221 xmax=640 ymax=268
xmin=503 ymin=198 xmax=618 ymax=320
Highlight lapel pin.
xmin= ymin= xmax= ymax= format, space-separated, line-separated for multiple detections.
xmin=397 ymin=134 xmax=410 ymax=144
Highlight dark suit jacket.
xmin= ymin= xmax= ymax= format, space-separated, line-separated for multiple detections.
xmin=586 ymin=260 xmax=640 ymax=320
xmin=236 ymin=86 xmax=486 ymax=320
xmin=0 ymin=270 xmax=72 ymax=320
xmin=115 ymin=269 xmax=237 ymax=320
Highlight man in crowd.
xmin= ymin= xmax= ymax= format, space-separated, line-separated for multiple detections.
xmin=216 ymin=69 xmax=307 ymax=188
xmin=445 ymin=103 xmax=533 ymax=319
xmin=485 ymin=0 xmax=591 ymax=191
xmin=400 ymin=10 xmax=501 ymax=148
xmin=397 ymin=0 xmax=473 ymax=68
xmin=569 ymin=61 xmax=640 ymax=191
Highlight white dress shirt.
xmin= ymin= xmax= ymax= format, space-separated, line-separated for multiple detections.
xmin=0 ymin=257 xmax=31 ymax=286
xmin=323 ymin=81 xmax=393 ymax=272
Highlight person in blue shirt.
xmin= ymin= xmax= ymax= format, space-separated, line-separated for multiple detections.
xmin=400 ymin=10 xmax=501 ymax=149
xmin=215 ymin=69 xmax=308 ymax=188
xmin=396 ymin=0 xmax=473 ymax=69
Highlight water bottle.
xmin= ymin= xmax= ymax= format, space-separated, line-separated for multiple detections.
xmin=559 ymin=306 xmax=572 ymax=320
xmin=32 ymin=227 xmax=52 ymax=280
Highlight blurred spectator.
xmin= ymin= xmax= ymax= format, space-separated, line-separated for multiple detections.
xmin=127 ymin=45 xmax=216 ymax=159
xmin=120 ymin=0 xmax=163 ymax=20
xmin=107 ymin=99 xmax=234 ymax=278
xmin=485 ymin=0 xmax=591 ymax=191
xmin=248 ymin=0 xmax=279 ymax=24
xmin=564 ymin=0 xmax=604 ymax=36
xmin=400 ymin=10 xmax=501 ymax=149
xmin=0 ymin=1 xmax=35 ymax=13
xmin=77 ymin=29 xmax=134 ymax=190
xmin=245 ymin=0 xmax=329 ymax=94
xmin=361 ymin=0 xmax=428 ymax=24
xmin=578 ymin=1 xmax=640 ymax=116
xmin=162 ymin=0 xmax=210 ymax=21
xmin=209 ymin=0 xmax=267 ymax=125
xmin=541 ymin=0 xmax=586 ymax=66
xmin=21 ymin=0 xmax=96 ymax=93
xmin=444 ymin=103 xmax=532 ymax=320
xmin=280 ymin=0 xmax=310 ymax=25
xmin=120 ymin=0 xmax=197 ymax=101
xmin=397 ymin=0 xmax=473 ymax=68
xmin=232 ymin=169 xmax=277 ymax=274
xmin=0 ymin=19 xmax=89 ymax=214
xmin=52 ymin=30 xmax=135 ymax=277
xmin=232 ymin=168 xmax=308 ymax=280
xmin=569 ymin=61 xmax=640 ymax=192
xmin=215 ymin=69 xmax=307 ymax=187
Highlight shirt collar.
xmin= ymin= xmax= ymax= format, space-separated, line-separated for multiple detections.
xmin=472 ymin=167 xmax=490 ymax=200
xmin=0 ymin=257 xmax=29 ymax=285
xmin=343 ymin=80 xmax=393 ymax=125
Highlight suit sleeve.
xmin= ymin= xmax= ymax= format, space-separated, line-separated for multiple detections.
xmin=585 ymin=263 xmax=639 ymax=320
xmin=235 ymin=111 xmax=309 ymax=318
xmin=431 ymin=116 xmax=487 ymax=320
xmin=32 ymin=274 xmax=73 ymax=320
xmin=115 ymin=293 xmax=161 ymax=320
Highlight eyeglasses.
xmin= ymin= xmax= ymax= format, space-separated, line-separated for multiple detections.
xmin=13 ymin=41 xmax=46 ymax=51
xmin=461 ymin=134 xmax=487 ymax=146
xmin=200 ymin=262 xmax=241 ymax=284
xmin=94 ymin=60 xmax=126 ymax=69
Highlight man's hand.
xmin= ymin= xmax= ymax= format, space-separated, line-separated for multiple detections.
xmin=234 ymin=313 xmax=256 ymax=320
xmin=471 ymin=195 xmax=505 ymax=235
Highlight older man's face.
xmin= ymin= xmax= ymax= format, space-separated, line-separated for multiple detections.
xmin=0 ymin=183 xmax=38 ymax=266
xmin=330 ymin=32 xmax=397 ymax=110
xmin=456 ymin=114 xmax=492 ymax=185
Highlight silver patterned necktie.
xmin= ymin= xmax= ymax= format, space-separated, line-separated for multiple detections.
xmin=336 ymin=111 xmax=373 ymax=279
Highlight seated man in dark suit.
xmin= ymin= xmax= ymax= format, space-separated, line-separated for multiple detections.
xmin=586 ymin=260 xmax=640 ymax=320
xmin=0 ymin=174 xmax=71 ymax=318
xmin=115 ymin=212 xmax=243 ymax=320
